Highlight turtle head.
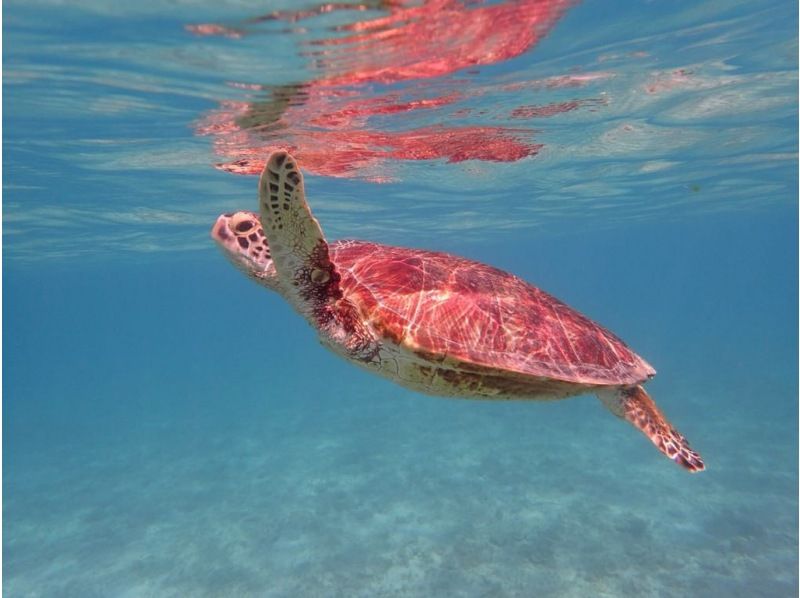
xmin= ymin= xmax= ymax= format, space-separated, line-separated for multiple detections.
xmin=211 ymin=211 xmax=279 ymax=290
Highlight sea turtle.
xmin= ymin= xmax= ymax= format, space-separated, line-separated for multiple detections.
xmin=211 ymin=151 xmax=704 ymax=472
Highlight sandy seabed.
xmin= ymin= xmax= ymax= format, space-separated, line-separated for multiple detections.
xmin=5 ymin=381 xmax=796 ymax=598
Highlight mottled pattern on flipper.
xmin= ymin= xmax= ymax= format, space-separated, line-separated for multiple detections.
xmin=600 ymin=385 xmax=705 ymax=472
xmin=258 ymin=152 xmax=337 ymax=303
xmin=257 ymin=152 xmax=378 ymax=361
xmin=259 ymin=151 xmax=316 ymax=247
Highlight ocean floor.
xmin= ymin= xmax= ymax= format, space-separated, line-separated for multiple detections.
xmin=5 ymin=372 xmax=796 ymax=597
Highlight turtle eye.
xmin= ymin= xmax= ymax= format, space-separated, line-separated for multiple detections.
xmin=230 ymin=212 xmax=257 ymax=234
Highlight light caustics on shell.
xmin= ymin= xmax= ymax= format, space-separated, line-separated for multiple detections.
xmin=190 ymin=0 xmax=606 ymax=180
xmin=332 ymin=241 xmax=655 ymax=385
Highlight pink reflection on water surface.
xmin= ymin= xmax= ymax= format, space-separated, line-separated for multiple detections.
xmin=191 ymin=0 xmax=600 ymax=179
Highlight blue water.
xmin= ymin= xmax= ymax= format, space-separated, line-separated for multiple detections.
xmin=5 ymin=1 xmax=798 ymax=596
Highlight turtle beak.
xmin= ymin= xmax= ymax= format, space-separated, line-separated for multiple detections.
xmin=211 ymin=213 xmax=251 ymax=275
xmin=211 ymin=214 xmax=233 ymax=244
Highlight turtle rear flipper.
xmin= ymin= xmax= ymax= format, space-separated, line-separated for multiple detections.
xmin=598 ymin=386 xmax=705 ymax=472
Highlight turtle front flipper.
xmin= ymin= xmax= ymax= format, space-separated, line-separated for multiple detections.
xmin=258 ymin=151 xmax=378 ymax=359
xmin=258 ymin=152 xmax=340 ymax=312
xmin=598 ymin=386 xmax=705 ymax=472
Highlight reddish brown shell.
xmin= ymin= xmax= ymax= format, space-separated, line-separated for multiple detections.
xmin=331 ymin=240 xmax=655 ymax=386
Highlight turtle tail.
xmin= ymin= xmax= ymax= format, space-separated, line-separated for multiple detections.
xmin=598 ymin=385 xmax=705 ymax=473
